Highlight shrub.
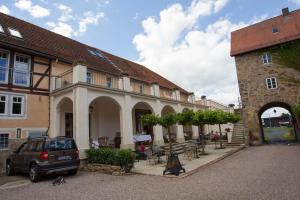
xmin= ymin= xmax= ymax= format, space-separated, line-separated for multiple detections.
xmin=86 ymin=148 xmax=135 ymax=172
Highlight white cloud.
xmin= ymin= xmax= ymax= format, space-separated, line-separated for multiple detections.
xmin=47 ymin=21 xmax=73 ymax=37
xmin=57 ymin=4 xmax=74 ymax=22
xmin=14 ymin=0 xmax=50 ymax=18
xmin=0 ymin=5 xmax=10 ymax=15
xmin=77 ymin=11 xmax=104 ymax=34
xmin=133 ymin=0 xmax=264 ymax=105
xmin=291 ymin=0 xmax=300 ymax=5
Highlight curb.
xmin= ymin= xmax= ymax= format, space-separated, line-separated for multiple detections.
xmin=133 ymin=145 xmax=246 ymax=179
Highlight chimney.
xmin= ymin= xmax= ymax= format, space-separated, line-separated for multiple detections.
xmin=282 ymin=7 xmax=289 ymax=16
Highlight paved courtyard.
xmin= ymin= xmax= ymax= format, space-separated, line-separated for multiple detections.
xmin=1 ymin=144 xmax=300 ymax=200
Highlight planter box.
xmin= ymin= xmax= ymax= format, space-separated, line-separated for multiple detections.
xmin=82 ymin=164 xmax=126 ymax=176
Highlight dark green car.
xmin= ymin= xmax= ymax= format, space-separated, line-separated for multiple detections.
xmin=6 ymin=136 xmax=80 ymax=182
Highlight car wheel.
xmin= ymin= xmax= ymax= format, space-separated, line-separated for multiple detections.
xmin=6 ymin=161 xmax=15 ymax=176
xmin=68 ymin=169 xmax=78 ymax=175
xmin=29 ymin=164 xmax=41 ymax=182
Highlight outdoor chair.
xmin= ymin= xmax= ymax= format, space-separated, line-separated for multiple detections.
xmin=183 ymin=143 xmax=196 ymax=161
xmin=145 ymin=148 xmax=157 ymax=165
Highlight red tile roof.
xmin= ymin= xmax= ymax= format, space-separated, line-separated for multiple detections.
xmin=0 ymin=13 xmax=189 ymax=94
xmin=231 ymin=9 xmax=300 ymax=56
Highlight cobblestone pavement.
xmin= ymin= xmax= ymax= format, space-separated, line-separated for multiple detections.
xmin=1 ymin=144 xmax=300 ymax=200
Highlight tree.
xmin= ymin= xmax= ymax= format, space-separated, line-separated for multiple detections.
xmin=292 ymin=102 xmax=300 ymax=120
xmin=158 ymin=113 xmax=178 ymax=153
xmin=193 ymin=110 xmax=209 ymax=154
xmin=209 ymin=110 xmax=240 ymax=149
xmin=177 ymin=109 xmax=194 ymax=127
xmin=142 ymin=114 xmax=160 ymax=142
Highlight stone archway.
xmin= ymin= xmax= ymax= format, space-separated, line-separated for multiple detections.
xmin=89 ymin=96 xmax=122 ymax=148
xmin=258 ymin=102 xmax=298 ymax=143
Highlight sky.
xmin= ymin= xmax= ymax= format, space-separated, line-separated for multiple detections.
xmin=0 ymin=0 xmax=300 ymax=106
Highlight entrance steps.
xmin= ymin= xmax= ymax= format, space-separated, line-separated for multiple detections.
xmin=226 ymin=122 xmax=246 ymax=147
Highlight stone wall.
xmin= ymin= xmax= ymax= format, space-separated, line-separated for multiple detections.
xmin=235 ymin=51 xmax=300 ymax=144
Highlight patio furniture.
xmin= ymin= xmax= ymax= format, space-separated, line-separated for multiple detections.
xmin=145 ymin=148 xmax=157 ymax=165
xmin=184 ymin=142 xmax=197 ymax=160
xmin=151 ymin=145 xmax=164 ymax=163
xmin=99 ymin=137 xmax=109 ymax=147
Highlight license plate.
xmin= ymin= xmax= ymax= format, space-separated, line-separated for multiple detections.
xmin=57 ymin=156 xmax=72 ymax=161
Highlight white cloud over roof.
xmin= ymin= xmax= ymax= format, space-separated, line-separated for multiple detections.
xmin=133 ymin=0 xmax=265 ymax=105
xmin=14 ymin=0 xmax=50 ymax=18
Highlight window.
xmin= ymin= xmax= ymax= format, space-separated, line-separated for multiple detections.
xmin=86 ymin=71 xmax=92 ymax=84
xmin=139 ymin=84 xmax=144 ymax=94
xmin=88 ymin=50 xmax=97 ymax=56
xmin=14 ymin=54 xmax=30 ymax=86
xmin=0 ymin=24 xmax=4 ymax=33
xmin=262 ymin=53 xmax=272 ymax=64
xmin=272 ymin=27 xmax=279 ymax=33
xmin=11 ymin=96 xmax=24 ymax=116
xmin=0 ymin=95 xmax=7 ymax=115
xmin=0 ymin=51 xmax=9 ymax=83
xmin=106 ymin=77 xmax=112 ymax=88
xmin=266 ymin=77 xmax=277 ymax=89
xmin=47 ymin=139 xmax=76 ymax=151
xmin=0 ymin=133 xmax=9 ymax=149
xmin=8 ymin=28 xmax=22 ymax=38
xmin=0 ymin=93 xmax=26 ymax=118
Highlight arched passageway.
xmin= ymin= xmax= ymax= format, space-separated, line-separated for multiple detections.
xmin=89 ymin=96 xmax=121 ymax=148
xmin=258 ymin=102 xmax=298 ymax=143
xmin=131 ymin=102 xmax=154 ymax=140
xmin=56 ymin=97 xmax=73 ymax=138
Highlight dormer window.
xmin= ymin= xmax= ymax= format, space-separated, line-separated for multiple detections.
xmin=262 ymin=53 xmax=272 ymax=64
xmin=8 ymin=28 xmax=22 ymax=38
xmin=0 ymin=25 xmax=4 ymax=33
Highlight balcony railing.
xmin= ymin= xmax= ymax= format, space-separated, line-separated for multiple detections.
xmin=53 ymin=69 xmax=73 ymax=90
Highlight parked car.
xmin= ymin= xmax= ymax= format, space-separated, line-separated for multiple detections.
xmin=6 ymin=136 xmax=80 ymax=182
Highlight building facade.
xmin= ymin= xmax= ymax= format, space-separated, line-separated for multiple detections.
xmin=231 ymin=8 xmax=300 ymax=144
xmin=0 ymin=13 xmax=208 ymax=164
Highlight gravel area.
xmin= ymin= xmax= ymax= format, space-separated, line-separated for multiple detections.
xmin=1 ymin=144 xmax=300 ymax=200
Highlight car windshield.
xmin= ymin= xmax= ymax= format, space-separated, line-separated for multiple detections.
xmin=47 ymin=139 xmax=76 ymax=151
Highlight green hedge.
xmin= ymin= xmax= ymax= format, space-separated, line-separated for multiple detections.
xmin=86 ymin=148 xmax=135 ymax=172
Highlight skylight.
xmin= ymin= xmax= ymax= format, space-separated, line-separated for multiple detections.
xmin=0 ymin=25 xmax=3 ymax=33
xmin=95 ymin=51 xmax=105 ymax=59
xmin=88 ymin=49 xmax=105 ymax=59
xmin=8 ymin=28 xmax=22 ymax=38
xmin=88 ymin=49 xmax=97 ymax=56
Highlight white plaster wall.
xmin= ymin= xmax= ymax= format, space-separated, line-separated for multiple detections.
xmin=90 ymin=98 xmax=120 ymax=143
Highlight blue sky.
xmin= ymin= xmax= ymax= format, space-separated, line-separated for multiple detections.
xmin=0 ymin=0 xmax=300 ymax=105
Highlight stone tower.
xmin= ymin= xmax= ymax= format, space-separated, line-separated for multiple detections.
xmin=231 ymin=8 xmax=300 ymax=144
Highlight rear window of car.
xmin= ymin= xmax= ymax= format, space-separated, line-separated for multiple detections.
xmin=46 ymin=139 xmax=76 ymax=151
